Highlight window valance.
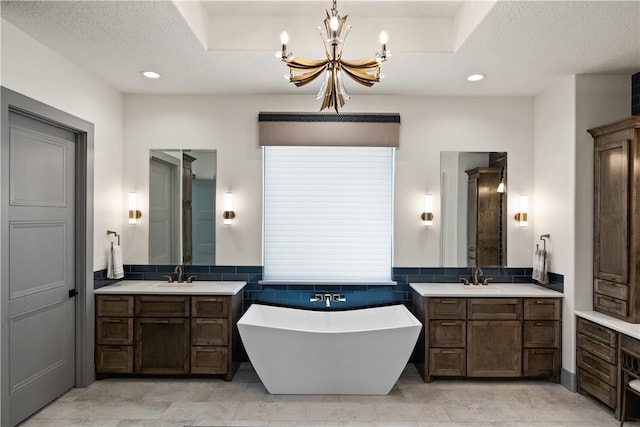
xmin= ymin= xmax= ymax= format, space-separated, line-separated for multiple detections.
xmin=258 ymin=112 xmax=400 ymax=147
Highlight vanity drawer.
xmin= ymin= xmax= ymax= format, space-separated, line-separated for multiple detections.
xmin=191 ymin=318 xmax=229 ymax=346
xmin=97 ymin=295 xmax=134 ymax=317
xmin=594 ymin=278 xmax=629 ymax=301
xmin=577 ymin=349 xmax=617 ymax=387
xmin=192 ymin=296 xmax=229 ymax=318
xmin=577 ymin=317 xmax=618 ymax=348
xmin=523 ymin=349 xmax=559 ymax=377
xmin=594 ymin=293 xmax=628 ymax=318
xmin=191 ymin=347 xmax=228 ymax=374
xmin=428 ymin=298 xmax=465 ymax=319
xmin=467 ymin=298 xmax=522 ymax=320
xmin=621 ymin=334 xmax=640 ymax=354
xmin=96 ymin=345 xmax=134 ymax=373
xmin=577 ymin=333 xmax=617 ymax=364
xmin=578 ymin=368 xmax=616 ymax=409
xmin=429 ymin=320 xmax=465 ymax=347
xmin=135 ymin=295 xmax=190 ymax=317
xmin=524 ymin=299 xmax=560 ymax=320
xmin=428 ymin=348 xmax=465 ymax=377
xmin=523 ymin=321 xmax=560 ymax=348
xmin=96 ymin=317 xmax=133 ymax=345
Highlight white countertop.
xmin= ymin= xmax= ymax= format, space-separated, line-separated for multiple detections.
xmin=409 ymin=282 xmax=564 ymax=298
xmin=575 ymin=310 xmax=640 ymax=340
xmin=94 ymin=280 xmax=246 ymax=296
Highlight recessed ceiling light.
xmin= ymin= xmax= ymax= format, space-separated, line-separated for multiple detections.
xmin=467 ymin=74 xmax=485 ymax=82
xmin=142 ymin=71 xmax=161 ymax=79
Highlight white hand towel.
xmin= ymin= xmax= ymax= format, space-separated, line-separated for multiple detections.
xmin=532 ymin=248 xmax=548 ymax=284
xmin=107 ymin=245 xmax=124 ymax=279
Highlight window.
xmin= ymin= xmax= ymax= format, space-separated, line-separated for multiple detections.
xmin=263 ymin=146 xmax=394 ymax=282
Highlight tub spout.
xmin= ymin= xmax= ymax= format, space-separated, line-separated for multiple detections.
xmin=324 ymin=294 xmax=331 ymax=308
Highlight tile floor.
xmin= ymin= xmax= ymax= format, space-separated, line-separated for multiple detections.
xmin=20 ymin=363 xmax=640 ymax=427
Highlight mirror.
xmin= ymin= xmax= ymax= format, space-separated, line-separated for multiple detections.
xmin=149 ymin=149 xmax=217 ymax=265
xmin=440 ymin=152 xmax=507 ymax=267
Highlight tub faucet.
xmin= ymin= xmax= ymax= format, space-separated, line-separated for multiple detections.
xmin=174 ymin=265 xmax=184 ymax=283
xmin=324 ymin=294 xmax=332 ymax=308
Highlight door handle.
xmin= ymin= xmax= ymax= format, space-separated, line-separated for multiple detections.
xmin=68 ymin=289 xmax=78 ymax=298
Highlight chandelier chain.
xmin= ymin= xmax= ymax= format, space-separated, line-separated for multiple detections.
xmin=331 ymin=0 xmax=337 ymax=14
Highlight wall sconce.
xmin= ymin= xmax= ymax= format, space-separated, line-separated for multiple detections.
xmin=421 ymin=194 xmax=434 ymax=226
xmin=223 ymin=191 xmax=236 ymax=225
xmin=128 ymin=192 xmax=142 ymax=224
xmin=514 ymin=194 xmax=528 ymax=227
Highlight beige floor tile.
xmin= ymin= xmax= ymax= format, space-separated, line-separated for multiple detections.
xmin=92 ymin=401 xmax=169 ymax=420
xmin=20 ymin=363 xmax=632 ymax=427
xmin=234 ymin=401 xmax=307 ymax=422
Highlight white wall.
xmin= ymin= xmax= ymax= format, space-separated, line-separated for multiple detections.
xmin=123 ymin=94 xmax=534 ymax=267
xmin=533 ymin=74 xmax=631 ymax=380
xmin=1 ymin=20 xmax=125 ymax=271
xmin=533 ymin=75 xmax=577 ymax=376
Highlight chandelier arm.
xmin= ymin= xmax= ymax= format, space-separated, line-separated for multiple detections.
xmin=284 ymin=57 xmax=328 ymax=69
xmin=290 ymin=67 xmax=328 ymax=87
xmin=340 ymin=67 xmax=378 ymax=87
xmin=320 ymin=71 xmax=336 ymax=111
xmin=341 ymin=58 xmax=379 ymax=68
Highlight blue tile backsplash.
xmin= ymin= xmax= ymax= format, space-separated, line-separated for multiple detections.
xmin=94 ymin=265 xmax=564 ymax=312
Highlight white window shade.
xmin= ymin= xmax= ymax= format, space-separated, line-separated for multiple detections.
xmin=263 ymin=146 xmax=394 ymax=282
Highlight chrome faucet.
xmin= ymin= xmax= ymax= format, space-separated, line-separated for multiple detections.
xmin=174 ymin=265 xmax=184 ymax=283
xmin=324 ymin=294 xmax=332 ymax=308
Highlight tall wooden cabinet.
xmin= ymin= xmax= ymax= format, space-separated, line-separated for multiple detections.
xmin=588 ymin=116 xmax=640 ymax=323
xmin=466 ymin=167 xmax=502 ymax=266
xmin=182 ymin=153 xmax=195 ymax=265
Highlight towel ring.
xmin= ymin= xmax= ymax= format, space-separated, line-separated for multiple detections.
xmin=107 ymin=230 xmax=120 ymax=247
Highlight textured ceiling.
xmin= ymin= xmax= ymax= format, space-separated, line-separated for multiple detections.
xmin=1 ymin=0 xmax=639 ymax=97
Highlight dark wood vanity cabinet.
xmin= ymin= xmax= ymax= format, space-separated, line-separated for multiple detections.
xmin=588 ymin=116 xmax=640 ymax=323
xmin=522 ymin=299 xmax=561 ymax=380
xmin=96 ymin=292 xmax=242 ymax=380
xmin=95 ymin=296 xmax=134 ymax=373
xmin=427 ymin=298 xmax=466 ymax=378
xmin=577 ymin=317 xmax=619 ymax=411
xmin=413 ymin=293 xmax=561 ymax=383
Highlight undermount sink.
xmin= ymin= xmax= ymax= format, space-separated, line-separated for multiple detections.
xmin=154 ymin=283 xmax=196 ymax=288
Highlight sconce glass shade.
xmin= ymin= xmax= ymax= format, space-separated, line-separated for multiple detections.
xmin=515 ymin=194 xmax=528 ymax=227
xmin=421 ymin=194 xmax=434 ymax=226
xmin=128 ymin=192 xmax=142 ymax=224
xmin=223 ymin=191 xmax=236 ymax=225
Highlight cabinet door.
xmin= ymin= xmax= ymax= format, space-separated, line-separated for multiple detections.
xmin=191 ymin=347 xmax=228 ymax=374
xmin=523 ymin=349 xmax=559 ymax=378
xmin=467 ymin=298 xmax=522 ymax=320
xmin=524 ymin=299 xmax=560 ymax=320
xmin=135 ymin=318 xmax=189 ymax=374
xmin=96 ymin=346 xmax=133 ymax=373
xmin=96 ymin=318 xmax=133 ymax=345
xmin=429 ymin=349 xmax=465 ymax=376
xmin=429 ymin=320 xmax=465 ymax=347
xmin=96 ymin=295 xmax=134 ymax=317
xmin=594 ymin=138 xmax=629 ymax=284
xmin=467 ymin=320 xmax=522 ymax=377
xmin=136 ymin=295 xmax=190 ymax=317
xmin=192 ymin=296 xmax=229 ymax=318
xmin=523 ymin=321 xmax=559 ymax=348
xmin=191 ymin=318 xmax=228 ymax=346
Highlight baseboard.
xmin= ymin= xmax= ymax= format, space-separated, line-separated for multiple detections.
xmin=561 ymin=368 xmax=576 ymax=392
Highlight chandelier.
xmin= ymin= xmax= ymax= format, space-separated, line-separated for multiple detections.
xmin=279 ymin=0 xmax=390 ymax=113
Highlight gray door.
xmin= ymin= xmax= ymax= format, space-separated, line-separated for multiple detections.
xmin=192 ymin=179 xmax=215 ymax=265
xmin=6 ymin=111 xmax=76 ymax=425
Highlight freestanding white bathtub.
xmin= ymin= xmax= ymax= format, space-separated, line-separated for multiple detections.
xmin=238 ymin=303 xmax=422 ymax=395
